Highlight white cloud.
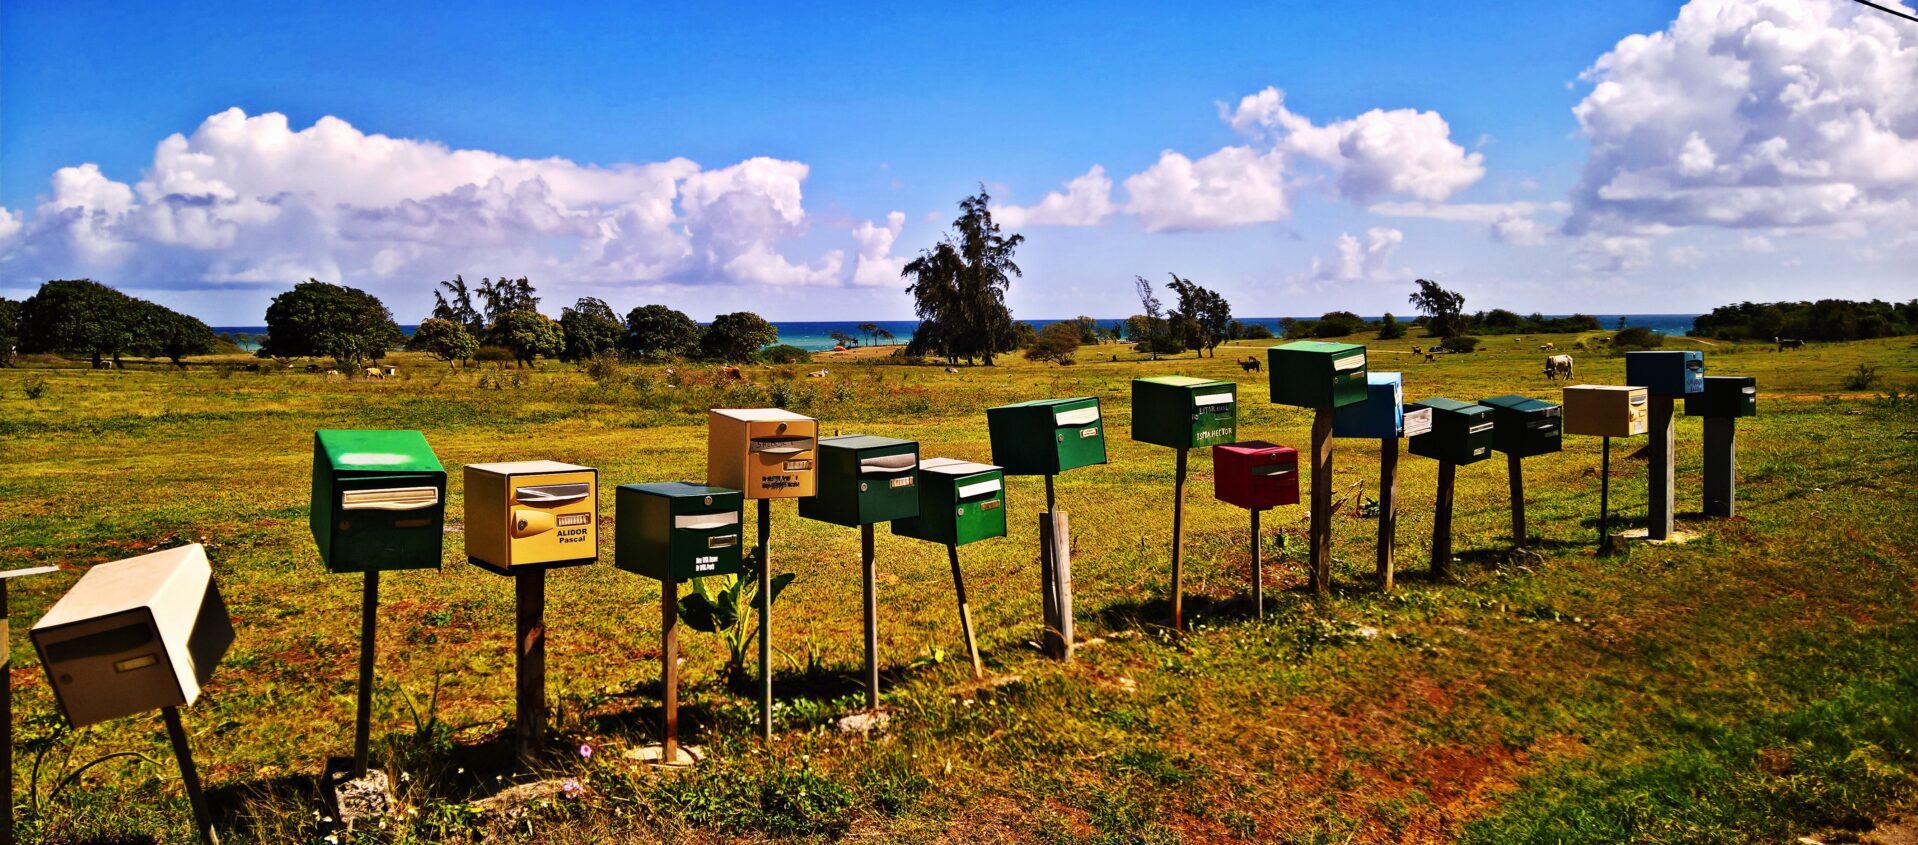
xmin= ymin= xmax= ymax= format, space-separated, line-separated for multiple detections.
xmin=1568 ymin=0 xmax=1918 ymax=236
xmin=1667 ymin=244 xmax=1706 ymax=266
xmin=1123 ymin=147 xmax=1289 ymax=232
xmin=850 ymin=211 xmax=906 ymax=288
xmin=1306 ymin=226 xmax=1406 ymax=282
xmin=1226 ymin=86 xmax=1486 ymax=203
xmin=0 ymin=107 xmax=863 ymax=299
xmin=1370 ymin=200 xmax=1565 ymax=245
xmin=1574 ymin=235 xmax=1654 ymax=273
xmin=1492 ymin=213 xmax=1553 ymax=246
xmin=994 ymin=166 xmax=1114 ymax=228
xmin=1741 ymin=233 xmax=1777 ymax=253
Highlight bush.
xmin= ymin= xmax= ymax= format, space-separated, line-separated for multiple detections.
xmin=1379 ymin=313 xmax=1407 ymax=340
xmin=1843 ymin=364 xmax=1881 ymax=391
xmin=1024 ymin=321 xmax=1081 ymax=364
xmin=475 ymin=345 xmax=515 ymax=364
xmin=21 ymin=377 xmax=49 ymax=400
xmin=1613 ymin=327 xmax=1665 ymax=350
xmin=1442 ymin=335 xmax=1481 ymax=352
xmin=584 ymin=351 xmax=623 ymax=384
xmin=758 ymin=344 xmax=812 ymax=364
xmin=1240 ymin=323 xmax=1274 ymax=340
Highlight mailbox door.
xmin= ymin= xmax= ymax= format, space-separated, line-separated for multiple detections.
xmin=1625 ymin=390 xmax=1649 ymax=435
xmin=1458 ymin=411 xmax=1495 ymax=464
xmin=506 ymin=470 xmax=597 ymax=566
xmin=1328 ymin=348 xmax=1370 ymax=408
xmin=854 ymin=448 xmax=920 ymax=524
xmin=1052 ymin=401 xmax=1107 ymax=472
xmin=1190 ymin=389 xmax=1238 ymax=448
xmin=35 ymin=612 xmax=181 ymax=728
xmin=329 ymin=474 xmax=445 ymax=572
xmin=1520 ymin=408 xmax=1563 ymax=457
xmin=950 ymin=471 xmax=1007 ymax=545
xmin=747 ymin=419 xmax=817 ymax=498
xmin=670 ymin=505 xmax=744 ymax=580
xmin=1247 ymin=453 xmax=1301 ymax=508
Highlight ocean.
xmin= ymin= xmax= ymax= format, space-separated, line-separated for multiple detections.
xmin=212 ymin=314 xmax=1701 ymax=353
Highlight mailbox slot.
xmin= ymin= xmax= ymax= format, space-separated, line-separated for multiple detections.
xmin=1402 ymin=406 xmax=1434 ymax=438
xmin=1055 ymin=406 xmax=1100 ymax=427
xmin=956 ymin=478 xmax=1003 ymax=500
xmin=750 ymin=436 xmax=812 ymax=454
xmin=339 ymin=487 xmax=439 ymax=511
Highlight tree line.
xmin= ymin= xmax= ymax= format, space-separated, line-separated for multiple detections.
xmin=1690 ymin=299 xmax=1918 ymax=342
xmin=0 ymin=279 xmax=218 ymax=368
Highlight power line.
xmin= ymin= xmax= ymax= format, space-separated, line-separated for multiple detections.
xmin=1848 ymin=0 xmax=1918 ymax=24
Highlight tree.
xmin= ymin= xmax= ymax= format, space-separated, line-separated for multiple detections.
xmin=476 ymin=276 xmax=539 ymax=333
xmin=702 ymin=312 xmax=778 ymax=361
xmin=1024 ymin=321 xmax=1082 ymax=364
xmin=492 ymin=309 xmax=564 ymax=366
xmin=256 ymin=280 xmax=404 ymax=369
xmin=1378 ymin=312 xmax=1407 ymax=340
xmin=622 ymin=304 xmax=702 ymax=358
xmin=0 ymin=298 xmax=20 ymax=367
xmin=830 ymin=330 xmax=856 ymax=349
xmin=410 ymin=317 xmax=479 ymax=364
xmin=128 ymin=301 xmax=217 ymax=367
xmin=1408 ymin=279 xmax=1469 ymax=338
xmin=874 ymin=327 xmax=895 ymax=346
xmin=432 ymin=275 xmax=484 ymax=336
xmin=17 ymin=279 xmax=139 ymax=368
xmin=857 ymin=322 xmax=880 ymax=347
xmin=558 ymin=297 xmax=623 ymax=362
xmin=1314 ymin=310 xmax=1365 ymax=338
xmin=1166 ymin=274 xmax=1232 ymax=356
xmin=1133 ymin=276 xmax=1168 ymax=360
xmin=902 ymin=188 xmax=1022 ymax=366
xmin=1073 ymin=316 xmax=1101 ymax=345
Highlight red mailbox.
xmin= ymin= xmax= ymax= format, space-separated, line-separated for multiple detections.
xmin=1212 ymin=441 xmax=1300 ymax=511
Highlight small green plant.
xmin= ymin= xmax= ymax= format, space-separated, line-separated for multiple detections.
xmin=1843 ymin=364 xmax=1881 ymax=391
xmin=22 ymin=377 xmax=49 ymax=399
xmin=679 ymin=559 xmax=796 ymax=685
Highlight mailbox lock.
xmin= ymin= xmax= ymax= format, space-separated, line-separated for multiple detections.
xmin=860 ymin=482 xmax=869 ymax=492
xmin=703 ymin=495 xmax=713 ymax=505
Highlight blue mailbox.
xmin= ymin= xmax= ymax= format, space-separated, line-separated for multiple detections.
xmin=1332 ymin=372 xmax=1405 ymax=439
xmin=1625 ymin=350 xmax=1704 ymax=396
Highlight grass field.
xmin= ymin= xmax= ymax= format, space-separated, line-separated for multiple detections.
xmin=1 ymin=330 xmax=1915 ymax=844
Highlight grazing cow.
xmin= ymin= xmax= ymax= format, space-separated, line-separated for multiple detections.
xmin=1544 ymin=354 xmax=1574 ymax=382
xmin=1423 ymin=352 xmax=1436 ymax=363
xmin=364 ymin=367 xmax=385 ymax=380
xmin=719 ymin=365 xmax=743 ymax=380
xmin=1239 ymin=357 xmax=1261 ymax=373
xmin=1538 ymin=342 xmax=1556 ymax=351
xmin=1775 ymin=336 xmax=1804 ymax=351
xmin=945 ymin=367 xmax=959 ymax=373
xmin=808 ymin=369 xmax=828 ymax=378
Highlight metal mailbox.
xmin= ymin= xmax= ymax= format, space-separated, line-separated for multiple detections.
xmin=1625 ymin=350 xmax=1705 ymax=396
xmin=1477 ymin=394 xmax=1563 ymax=458
xmin=892 ymin=458 xmax=1006 ymax=546
xmin=986 ymin=397 xmax=1107 ymax=476
xmin=1212 ymin=441 xmax=1300 ymax=511
xmin=1268 ymin=341 xmax=1369 ymax=409
xmin=798 ymin=435 xmax=921 ymax=527
xmin=1686 ymin=376 xmax=1757 ymax=418
xmin=31 ymin=544 xmax=233 ymax=728
xmin=310 ymin=429 xmax=446 ymax=574
xmin=1407 ymin=398 xmax=1494 ymax=464
xmin=1131 ymin=376 xmax=1237 ymax=450
xmin=1332 ymin=372 xmax=1405 ymax=439
xmin=464 ymin=461 xmax=599 ymax=573
xmin=1562 ymin=385 xmax=1649 ymax=437
xmin=615 ymin=483 xmax=744 ymax=582
xmin=708 ymin=409 xmax=819 ymax=499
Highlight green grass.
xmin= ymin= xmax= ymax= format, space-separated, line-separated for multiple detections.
xmin=0 ymin=331 xmax=1915 ymax=842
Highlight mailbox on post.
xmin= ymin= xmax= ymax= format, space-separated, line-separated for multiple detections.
xmin=1686 ymin=376 xmax=1756 ymax=418
xmin=311 ymin=429 xmax=446 ymax=573
xmin=1626 ymin=350 xmax=1704 ymax=541
xmin=1212 ymin=442 xmax=1299 ymax=511
xmin=1625 ymin=350 xmax=1705 ymax=396
xmin=464 ymin=461 xmax=599 ymax=573
xmin=615 ymin=483 xmax=744 ymax=582
xmin=1131 ymin=376 xmax=1238 ymax=450
xmin=1268 ymin=341 xmax=1369 ymax=409
xmin=986 ymin=397 xmax=1107 ymax=476
xmin=1331 ymin=372 xmax=1403 ymax=439
xmin=1563 ymin=386 xmax=1649 ymax=437
xmin=1687 ymin=376 xmax=1757 ymax=519
xmin=892 ymin=459 xmax=1006 ymax=547
xmin=1408 ymin=398 xmax=1494 ymax=465
xmin=708 ymin=409 xmax=819 ymax=499
xmin=1478 ymin=395 xmax=1563 ymax=458
xmin=797 ymin=435 xmax=921 ymax=527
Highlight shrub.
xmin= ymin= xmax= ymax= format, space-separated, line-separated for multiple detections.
xmin=584 ymin=351 xmax=623 ymax=384
xmin=1239 ymin=323 xmax=1274 ymax=340
xmin=758 ymin=344 xmax=812 ymax=364
xmin=1443 ymin=335 xmax=1481 ymax=353
xmin=1612 ymin=327 xmax=1665 ymax=350
xmin=475 ymin=345 xmax=515 ymax=364
xmin=1378 ymin=313 xmax=1407 ymax=340
xmin=1843 ymin=365 xmax=1881 ymax=391
xmin=1025 ymin=322 xmax=1081 ymax=364
xmin=22 ymin=377 xmax=49 ymax=400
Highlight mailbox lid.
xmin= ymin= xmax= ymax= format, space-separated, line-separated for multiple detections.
xmin=1331 ymin=372 xmax=1405 ymax=439
xmin=1686 ymin=376 xmax=1757 ymax=418
xmin=1131 ymin=376 xmax=1237 ymax=449
xmin=1269 ymin=341 xmax=1369 ymax=409
xmin=315 ymin=429 xmax=444 ymax=476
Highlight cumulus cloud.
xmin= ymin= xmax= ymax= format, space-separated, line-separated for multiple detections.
xmin=0 ymin=107 xmax=872 ymax=299
xmin=1574 ymin=235 xmax=1655 ymax=273
xmin=1306 ymin=227 xmax=1406 ymax=282
xmin=1567 ymin=0 xmax=1918 ymax=236
xmin=1226 ymin=86 xmax=1486 ymax=203
xmin=850 ymin=211 xmax=906 ymax=287
xmin=1370 ymin=199 xmax=1565 ymax=245
xmin=994 ymin=166 xmax=1114 ymax=228
xmin=1123 ymin=147 xmax=1290 ymax=232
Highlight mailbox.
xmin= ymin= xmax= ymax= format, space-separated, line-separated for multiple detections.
xmin=614 ymin=483 xmax=744 ymax=582
xmin=310 ymin=429 xmax=446 ymax=573
xmin=1477 ymin=395 xmax=1563 ymax=458
xmin=1212 ymin=441 xmax=1300 ymax=511
xmin=1562 ymin=386 xmax=1649 ymax=437
xmin=1407 ymin=398 xmax=1494 ymax=464
xmin=464 ymin=461 xmax=599 ymax=573
xmin=31 ymin=544 xmax=233 ymax=728
xmin=1331 ymin=372 xmax=1405 ymax=439
xmin=892 ymin=458 xmax=1007 ymax=546
xmin=708 ymin=409 xmax=818 ymax=499
xmin=798 ymin=435 xmax=921 ymax=527
xmin=1686 ymin=376 xmax=1757 ymax=418
xmin=987 ymin=397 xmax=1107 ymax=476
xmin=1268 ymin=341 xmax=1369 ymax=409
xmin=1131 ymin=376 xmax=1237 ymax=450
xmin=1625 ymin=350 xmax=1705 ymax=396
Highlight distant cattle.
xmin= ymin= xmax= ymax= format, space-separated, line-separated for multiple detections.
xmin=1423 ymin=352 xmax=1436 ymax=363
xmin=808 ymin=369 xmax=829 ymax=378
xmin=1545 ymin=354 xmax=1574 ymax=382
xmin=718 ymin=365 xmax=743 ymax=380
xmin=1775 ymin=337 xmax=1804 ymax=351
xmin=1538 ymin=342 xmax=1556 ymax=351
xmin=1238 ymin=357 xmax=1261 ymax=373
xmin=364 ymin=367 xmax=385 ymax=380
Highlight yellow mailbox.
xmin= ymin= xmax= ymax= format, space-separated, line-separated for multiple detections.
xmin=708 ymin=409 xmax=819 ymax=499
xmin=464 ymin=461 xmax=600 ymax=573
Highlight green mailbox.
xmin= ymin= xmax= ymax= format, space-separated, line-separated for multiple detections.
xmin=1477 ymin=395 xmax=1563 ymax=458
xmin=1685 ymin=376 xmax=1756 ymax=418
xmin=1131 ymin=376 xmax=1237 ymax=450
xmin=987 ymin=397 xmax=1107 ymax=476
xmin=892 ymin=459 xmax=1006 ymax=546
xmin=614 ymin=482 xmax=744 ymax=582
xmin=311 ymin=429 xmax=447 ymax=573
xmin=798 ymin=435 xmax=921 ymax=526
xmin=1268 ymin=341 xmax=1369 ymax=409
xmin=1407 ymin=398 xmax=1494 ymax=465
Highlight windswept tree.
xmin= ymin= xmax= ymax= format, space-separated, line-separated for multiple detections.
xmin=0 ymin=297 xmax=18 ymax=367
xmin=432 ymin=275 xmax=485 ymax=336
xmin=622 ymin=304 xmax=702 ymax=358
xmin=702 ymin=312 xmax=779 ymax=361
xmin=874 ymin=326 xmax=895 ymax=346
xmin=476 ymin=276 xmax=539 ymax=333
xmin=257 ymin=280 xmax=404 ymax=369
xmin=1409 ymin=278 xmax=1468 ymax=338
xmin=1166 ymin=274 xmax=1231 ymax=357
xmin=857 ymin=322 xmax=880 ymax=347
xmin=410 ymin=317 xmax=479 ymax=364
xmin=128 ymin=301 xmax=217 ymax=367
xmin=558 ymin=297 xmax=624 ymax=362
xmin=1132 ymin=276 xmax=1168 ymax=360
xmin=902 ymin=189 xmax=1021 ymax=366
xmin=17 ymin=279 xmax=137 ymax=368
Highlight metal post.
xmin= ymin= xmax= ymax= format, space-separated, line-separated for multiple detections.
xmin=1308 ymin=409 xmax=1334 ymax=596
xmin=1703 ymin=417 xmax=1736 ymax=517
xmin=1433 ymin=460 xmax=1456 ymax=579
xmin=1378 ymin=437 xmax=1399 ymax=591
xmin=1249 ymin=509 xmax=1263 ymax=618
xmin=1170 ymin=448 xmax=1188 ymax=630
xmin=513 ymin=570 xmax=545 ymax=768
xmin=661 ymin=579 xmax=678 ymax=764
xmin=1648 ymin=395 xmax=1676 ymax=540
xmin=948 ymin=545 xmax=983 ymax=678
xmin=163 ymin=706 xmax=219 ymax=845
xmin=1507 ymin=452 xmax=1526 ymax=548
xmin=352 ymin=571 xmax=378 ymax=778
xmin=861 ymin=524 xmax=879 ymax=710
xmin=756 ymin=499 xmax=773 ymax=742
xmin=1599 ymin=436 xmax=1614 ymax=555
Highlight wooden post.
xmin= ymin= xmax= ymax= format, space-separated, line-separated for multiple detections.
xmin=1599 ymin=436 xmax=1614 ymax=555
xmin=1377 ymin=437 xmax=1399 ymax=591
xmin=1648 ymin=395 xmax=1676 ymax=540
xmin=948 ymin=545 xmax=983 ymax=678
xmin=1703 ymin=417 xmax=1736 ymax=518
xmin=163 ymin=706 xmax=220 ymax=845
xmin=860 ymin=524 xmax=879 ymax=710
xmin=756 ymin=499 xmax=773 ymax=742
xmin=352 ymin=571 xmax=378 ymax=778
xmin=1308 ymin=408 xmax=1334 ymax=596
xmin=1 ymin=579 xmax=11 ymax=845
xmin=514 ymin=570 xmax=545 ymax=768
xmin=1432 ymin=460 xmax=1456 ymax=579
xmin=1507 ymin=452 xmax=1527 ymax=548
xmin=1249 ymin=509 xmax=1263 ymax=618
xmin=661 ymin=579 xmax=679 ymax=764
xmin=1039 ymin=476 xmax=1073 ymax=661
xmin=1170 ymin=448 xmax=1188 ymax=630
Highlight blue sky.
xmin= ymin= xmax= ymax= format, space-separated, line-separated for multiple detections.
xmin=3 ymin=0 xmax=1915 ymax=324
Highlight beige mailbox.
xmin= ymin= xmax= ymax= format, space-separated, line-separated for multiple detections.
xmin=31 ymin=544 xmax=234 ymax=729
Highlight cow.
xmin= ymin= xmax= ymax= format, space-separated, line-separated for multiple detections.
xmin=719 ymin=365 xmax=743 ymax=380
xmin=364 ymin=367 xmax=385 ymax=380
xmin=1775 ymin=336 xmax=1804 ymax=351
xmin=1544 ymin=354 xmax=1574 ymax=382
xmin=945 ymin=367 xmax=960 ymax=374
xmin=1538 ymin=342 xmax=1556 ymax=351
xmin=808 ymin=369 xmax=829 ymax=378
xmin=1238 ymin=357 xmax=1261 ymax=373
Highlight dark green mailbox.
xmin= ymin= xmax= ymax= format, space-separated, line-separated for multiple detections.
xmin=1268 ymin=341 xmax=1369 ymax=409
xmin=1131 ymin=376 xmax=1237 ymax=450
xmin=892 ymin=459 xmax=1006 ymax=547
xmin=311 ymin=429 xmax=447 ymax=573
xmin=615 ymin=483 xmax=744 ymax=582
xmin=798 ymin=435 xmax=921 ymax=526
xmin=1685 ymin=376 xmax=1756 ymax=418
xmin=987 ymin=397 xmax=1107 ymax=476
xmin=1477 ymin=395 xmax=1563 ymax=458
xmin=1407 ymin=398 xmax=1494 ymax=465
